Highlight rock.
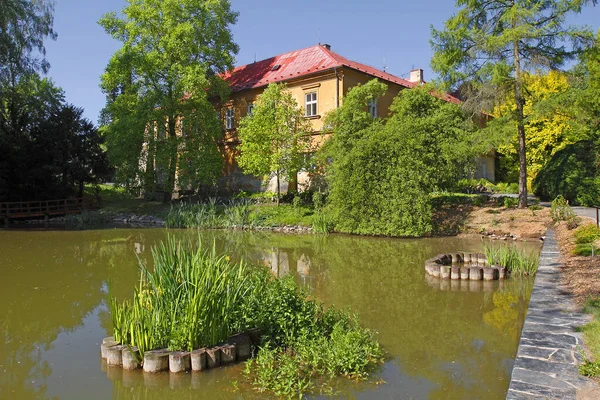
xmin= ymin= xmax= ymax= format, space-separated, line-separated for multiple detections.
xmin=101 ymin=340 xmax=119 ymax=359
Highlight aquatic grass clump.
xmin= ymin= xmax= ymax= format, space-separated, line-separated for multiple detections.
xmin=110 ymin=238 xmax=384 ymax=397
xmin=64 ymin=210 xmax=113 ymax=229
xmin=109 ymin=236 xmax=252 ymax=355
xmin=165 ymin=198 xmax=221 ymax=229
xmin=311 ymin=212 xmax=334 ymax=234
xmin=484 ymin=245 xmax=540 ymax=276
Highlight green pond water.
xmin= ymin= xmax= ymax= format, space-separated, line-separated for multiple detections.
xmin=0 ymin=227 xmax=539 ymax=399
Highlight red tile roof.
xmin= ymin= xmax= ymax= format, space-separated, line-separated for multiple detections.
xmin=223 ymin=44 xmax=418 ymax=92
xmin=222 ymin=44 xmax=461 ymax=104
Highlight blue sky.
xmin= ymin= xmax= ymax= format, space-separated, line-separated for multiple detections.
xmin=43 ymin=0 xmax=600 ymax=124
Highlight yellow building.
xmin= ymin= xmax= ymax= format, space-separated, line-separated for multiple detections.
xmin=216 ymin=44 xmax=494 ymax=193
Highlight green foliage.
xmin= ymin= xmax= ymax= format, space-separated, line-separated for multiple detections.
xmin=64 ymin=211 xmax=113 ymax=230
xmin=580 ymin=297 xmax=600 ymax=376
xmin=431 ymin=0 xmax=596 ymax=208
xmin=533 ymin=140 xmax=600 ymax=206
xmin=111 ymin=238 xmax=384 ymax=396
xmin=502 ymin=197 xmax=519 ymax=209
xmin=324 ymin=82 xmax=479 ymax=237
xmin=0 ymin=77 xmax=111 ymax=201
xmin=575 ymin=224 xmax=600 ymax=245
xmin=311 ymin=212 xmax=334 ymax=234
xmin=312 ymin=192 xmax=325 ymax=211
xmin=109 ymin=237 xmax=251 ymax=354
xmin=245 ymin=321 xmax=383 ymax=397
xmin=237 ymin=83 xmax=313 ymax=202
xmin=0 ymin=0 xmax=56 ymax=80
xmin=484 ymin=245 xmax=540 ymax=276
xmin=239 ymin=273 xmax=383 ymax=396
xmin=550 ymin=195 xmax=577 ymax=228
xmin=166 ymin=201 xmax=318 ymax=229
xmin=99 ymin=0 xmax=238 ymax=196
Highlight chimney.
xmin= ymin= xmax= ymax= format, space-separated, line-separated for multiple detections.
xmin=409 ymin=68 xmax=424 ymax=84
xmin=321 ymin=43 xmax=331 ymax=51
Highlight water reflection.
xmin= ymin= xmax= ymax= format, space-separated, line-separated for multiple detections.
xmin=0 ymin=228 xmax=538 ymax=399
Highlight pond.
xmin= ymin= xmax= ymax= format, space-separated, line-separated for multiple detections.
xmin=0 ymin=227 xmax=539 ymax=399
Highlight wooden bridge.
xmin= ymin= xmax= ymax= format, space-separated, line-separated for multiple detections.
xmin=0 ymin=197 xmax=100 ymax=226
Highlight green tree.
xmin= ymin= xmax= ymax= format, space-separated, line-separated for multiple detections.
xmin=532 ymin=37 xmax=600 ymax=205
xmin=99 ymin=0 xmax=239 ymax=199
xmin=0 ymin=0 xmax=56 ymax=85
xmin=237 ymin=83 xmax=313 ymax=204
xmin=431 ymin=0 xmax=596 ymax=208
xmin=325 ymin=81 xmax=479 ymax=237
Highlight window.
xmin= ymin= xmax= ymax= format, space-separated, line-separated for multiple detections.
xmin=368 ymin=98 xmax=378 ymax=118
xmin=225 ymin=108 xmax=234 ymax=129
xmin=247 ymin=103 xmax=254 ymax=116
xmin=305 ymin=92 xmax=317 ymax=117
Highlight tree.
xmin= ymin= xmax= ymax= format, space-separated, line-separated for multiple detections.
xmin=431 ymin=0 xmax=597 ymax=208
xmin=324 ymin=81 xmax=480 ymax=237
xmin=493 ymin=71 xmax=579 ymax=183
xmin=532 ymin=36 xmax=600 ymax=205
xmin=0 ymin=0 xmax=56 ymax=85
xmin=237 ymin=83 xmax=313 ymax=204
xmin=99 ymin=0 xmax=239 ymax=199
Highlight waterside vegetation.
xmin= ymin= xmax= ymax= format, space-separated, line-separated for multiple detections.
xmin=109 ymin=237 xmax=384 ymax=397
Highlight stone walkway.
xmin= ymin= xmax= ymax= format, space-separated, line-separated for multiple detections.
xmin=507 ymin=230 xmax=598 ymax=399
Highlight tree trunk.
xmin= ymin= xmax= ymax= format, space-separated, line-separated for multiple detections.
xmin=165 ymin=115 xmax=179 ymax=203
xmin=276 ymin=170 xmax=280 ymax=206
xmin=513 ymin=39 xmax=528 ymax=208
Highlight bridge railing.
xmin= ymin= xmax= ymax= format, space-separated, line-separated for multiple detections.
xmin=0 ymin=197 xmax=100 ymax=220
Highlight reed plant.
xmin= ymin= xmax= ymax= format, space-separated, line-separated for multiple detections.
xmin=109 ymin=236 xmax=252 ymax=355
xmin=223 ymin=199 xmax=253 ymax=228
xmin=311 ymin=212 xmax=334 ymax=234
xmin=484 ymin=245 xmax=540 ymax=276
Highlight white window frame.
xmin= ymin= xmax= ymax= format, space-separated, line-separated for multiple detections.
xmin=225 ymin=108 xmax=234 ymax=130
xmin=305 ymin=92 xmax=318 ymax=117
xmin=368 ymin=98 xmax=378 ymax=118
xmin=247 ymin=103 xmax=254 ymax=116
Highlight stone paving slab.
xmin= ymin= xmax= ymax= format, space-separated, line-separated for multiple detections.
xmin=507 ymin=230 xmax=597 ymax=399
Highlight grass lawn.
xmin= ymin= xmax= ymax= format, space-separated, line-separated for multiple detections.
xmin=86 ymin=184 xmax=171 ymax=217
xmin=251 ymin=204 xmax=315 ymax=227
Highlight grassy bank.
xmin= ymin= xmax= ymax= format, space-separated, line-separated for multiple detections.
xmin=110 ymin=237 xmax=383 ymax=397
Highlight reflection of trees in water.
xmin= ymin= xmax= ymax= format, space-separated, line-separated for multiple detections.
xmin=178 ymin=231 xmax=536 ymax=399
xmin=0 ymin=229 xmax=149 ymax=399
xmin=0 ymin=228 xmax=537 ymax=399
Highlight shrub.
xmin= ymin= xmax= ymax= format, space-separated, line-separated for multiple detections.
xmin=533 ymin=140 xmax=600 ymax=206
xmin=499 ymin=196 xmax=518 ymax=208
xmin=312 ymin=191 xmax=325 ymax=211
xmin=550 ymin=195 xmax=577 ymax=228
xmin=111 ymin=239 xmax=384 ymax=397
xmin=64 ymin=210 xmax=113 ymax=229
xmin=323 ymin=82 xmax=480 ymax=238
xmin=574 ymin=224 xmax=600 ymax=245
